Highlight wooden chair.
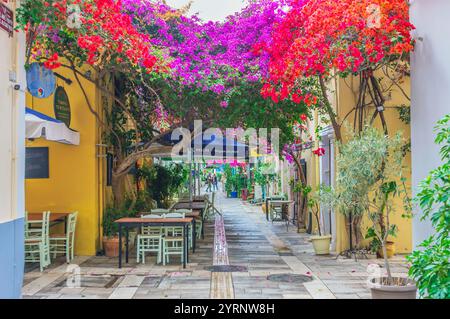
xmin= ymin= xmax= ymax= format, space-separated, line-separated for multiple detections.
xmin=50 ymin=212 xmax=78 ymax=263
xmin=137 ymin=215 xmax=163 ymax=264
xmin=25 ymin=211 xmax=51 ymax=272
xmin=162 ymin=213 xmax=186 ymax=265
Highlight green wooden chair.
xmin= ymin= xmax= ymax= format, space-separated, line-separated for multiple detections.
xmin=137 ymin=215 xmax=163 ymax=264
xmin=50 ymin=212 xmax=78 ymax=263
xmin=25 ymin=211 xmax=51 ymax=272
xmin=150 ymin=209 xmax=170 ymax=215
xmin=162 ymin=213 xmax=186 ymax=265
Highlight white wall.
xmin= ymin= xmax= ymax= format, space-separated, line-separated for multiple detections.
xmin=410 ymin=0 xmax=450 ymax=248
xmin=0 ymin=0 xmax=26 ymax=298
xmin=0 ymin=1 xmax=25 ymax=223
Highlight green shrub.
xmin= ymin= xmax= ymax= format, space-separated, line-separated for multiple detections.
xmin=408 ymin=114 xmax=450 ymax=299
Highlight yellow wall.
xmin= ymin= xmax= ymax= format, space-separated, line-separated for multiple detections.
xmin=332 ymin=72 xmax=412 ymax=254
xmin=25 ymin=65 xmax=104 ymax=256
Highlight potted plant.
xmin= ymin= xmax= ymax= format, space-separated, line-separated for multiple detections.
xmin=407 ymin=115 xmax=450 ymax=299
xmin=327 ymin=126 xmax=415 ymax=298
xmin=307 ymin=187 xmax=332 ymax=255
xmin=102 ymin=206 xmax=124 ymax=257
xmin=365 ymin=227 xmax=396 ymax=259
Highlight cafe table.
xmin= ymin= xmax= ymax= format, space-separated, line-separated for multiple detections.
xmin=172 ymin=201 xmax=207 ymax=211
xmin=267 ymin=200 xmax=294 ymax=230
xmin=27 ymin=212 xmax=71 ymax=229
xmin=114 ymin=217 xmax=195 ymax=269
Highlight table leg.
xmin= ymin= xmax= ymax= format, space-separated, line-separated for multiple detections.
xmin=183 ymin=225 xmax=187 ymax=269
xmin=201 ymin=210 xmax=205 ymax=239
xmin=125 ymin=226 xmax=129 ymax=264
xmin=118 ymin=224 xmax=122 ymax=269
xmin=186 ymin=224 xmax=189 ymax=264
xmin=192 ymin=219 xmax=196 ymax=253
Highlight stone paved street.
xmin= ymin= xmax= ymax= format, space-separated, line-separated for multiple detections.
xmin=22 ymin=192 xmax=409 ymax=299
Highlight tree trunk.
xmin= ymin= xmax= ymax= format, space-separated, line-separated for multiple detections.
xmin=382 ymin=242 xmax=393 ymax=284
xmin=351 ymin=214 xmax=364 ymax=248
xmin=111 ymin=172 xmax=127 ymax=208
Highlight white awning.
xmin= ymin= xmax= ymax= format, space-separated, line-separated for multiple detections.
xmin=25 ymin=107 xmax=80 ymax=145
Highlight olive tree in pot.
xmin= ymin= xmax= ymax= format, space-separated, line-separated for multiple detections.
xmin=307 ymin=187 xmax=332 ymax=255
xmin=326 ymin=126 xmax=415 ymax=298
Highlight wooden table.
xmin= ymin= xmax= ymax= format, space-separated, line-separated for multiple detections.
xmin=27 ymin=212 xmax=71 ymax=229
xmin=27 ymin=212 xmax=71 ymax=222
xmin=115 ymin=217 xmax=195 ymax=269
xmin=139 ymin=210 xmax=201 ymax=219
xmin=186 ymin=210 xmax=201 ymax=219
xmin=267 ymin=200 xmax=294 ymax=231
xmin=264 ymin=197 xmax=288 ymax=221
xmin=172 ymin=202 xmax=207 ymax=210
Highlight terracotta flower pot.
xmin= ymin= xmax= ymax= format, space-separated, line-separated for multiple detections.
xmin=102 ymin=236 xmax=122 ymax=257
xmin=311 ymin=235 xmax=332 ymax=255
xmin=377 ymin=241 xmax=396 ymax=259
xmin=369 ymin=277 xmax=417 ymax=299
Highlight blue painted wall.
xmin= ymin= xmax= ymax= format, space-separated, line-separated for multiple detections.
xmin=0 ymin=218 xmax=24 ymax=299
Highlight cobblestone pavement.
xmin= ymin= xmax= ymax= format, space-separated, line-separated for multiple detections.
xmin=22 ymin=192 xmax=409 ymax=299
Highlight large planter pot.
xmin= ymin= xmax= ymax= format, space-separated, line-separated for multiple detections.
xmin=241 ymin=189 xmax=248 ymax=200
xmin=262 ymin=203 xmax=267 ymax=214
xmin=230 ymin=191 xmax=238 ymax=198
xmin=369 ymin=277 xmax=417 ymax=299
xmin=103 ymin=236 xmax=122 ymax=257
xmin=311 ymin=235 xmax=332 ymax=255
xmin=377 ymin=241 xmax=396 ymax=259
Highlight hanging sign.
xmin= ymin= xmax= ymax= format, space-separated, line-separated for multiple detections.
xmin=0 ymin=3 xmax=13 ymax=37
xmin=26 ymin=62 xmax=57 ymax=98
xmin=54 ymin=86 xmax=71 ymax=127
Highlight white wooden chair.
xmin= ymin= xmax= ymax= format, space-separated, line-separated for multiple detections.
xmin=50 ymin=211 xmax=78 ymax=263
xmin=25 ymin=211 xmax=51 ymax=272
xmin=137 ymin=215 xmax=163 ymax=264
xmin=162 ymin=213 xmax=186 ymax=265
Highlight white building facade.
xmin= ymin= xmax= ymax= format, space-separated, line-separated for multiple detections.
xmin=0 ymin=0 xmax=26 ymax=298
xmin=410 ymin=0 xmax=450 ymax=248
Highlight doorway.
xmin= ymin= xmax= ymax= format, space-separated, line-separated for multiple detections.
xmin=319 ymin=128 xmax=336 ymax=251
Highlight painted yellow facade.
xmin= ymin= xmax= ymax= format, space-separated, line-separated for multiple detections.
xmin=302 ymin=72 xmax=412 ymax=254
xmin=25 ymin=65 xmax=106 ymax=256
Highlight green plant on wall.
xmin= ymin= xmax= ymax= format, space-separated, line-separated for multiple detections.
xmin=408 ymin=114 xmax=450 ymax=299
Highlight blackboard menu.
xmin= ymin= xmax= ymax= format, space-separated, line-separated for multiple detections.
xmin=26 ymin=147 xmax=49 ymax=179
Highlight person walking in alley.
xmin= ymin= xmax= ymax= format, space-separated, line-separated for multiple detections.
xmin=206 ymin=173 xmax=212 ymax=192
xmin=213 ymin=173 xmax=218 ymax=192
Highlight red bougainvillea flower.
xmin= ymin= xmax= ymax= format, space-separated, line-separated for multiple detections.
xmin=23 ymin=0 xmax=162 ymax=75
xmin=43 ymin=53 xmax=61 ymax=70
xmin=300 ymin=114 xmax=308 ymax=122
xmin=313 ymin=147 xmax=326 ymax=157
xmin=265 ymin=0 xmax=415 ymax=98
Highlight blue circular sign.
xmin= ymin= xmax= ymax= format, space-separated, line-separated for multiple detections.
xmin=26 ymin=62 xmax=56 ymax=99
